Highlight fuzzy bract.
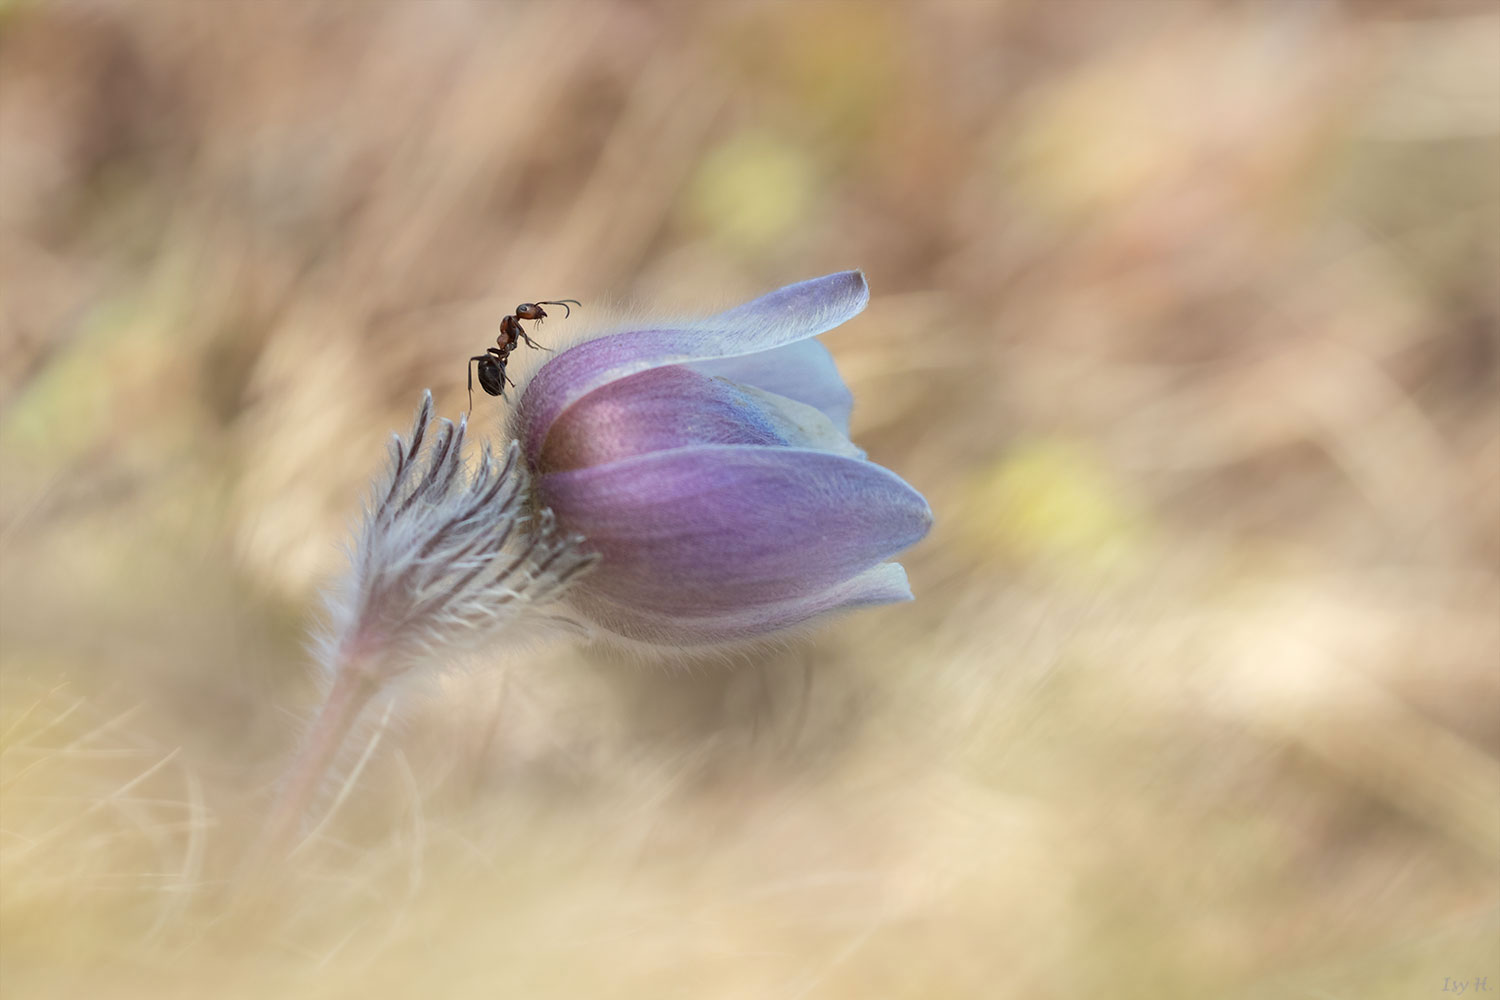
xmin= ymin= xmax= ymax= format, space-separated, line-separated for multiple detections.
xmin=322 ymin=392 xmax=597 ymax=679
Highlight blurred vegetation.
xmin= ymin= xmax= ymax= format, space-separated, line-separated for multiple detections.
xmin=1 ymin=1 xmax=1496 ymax=997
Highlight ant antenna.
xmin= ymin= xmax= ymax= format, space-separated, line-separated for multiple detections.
xmin=535 ymin=299 xmax=581 ymax=319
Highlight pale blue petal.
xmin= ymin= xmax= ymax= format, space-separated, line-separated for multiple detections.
xmin=687 ymin=338 xmax=854 ymax=434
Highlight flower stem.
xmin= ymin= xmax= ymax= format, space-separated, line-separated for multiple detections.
xmin=247 ymin=658 xmax=380 ymax=874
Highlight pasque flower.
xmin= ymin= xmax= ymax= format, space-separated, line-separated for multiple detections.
xmin=510 ymin=271 xmax=932 ymax=647
xmin=249 ymin=276 xmax=927 ymax=871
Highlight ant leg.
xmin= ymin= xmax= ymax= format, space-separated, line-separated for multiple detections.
xmin=467 ymin=355 xmax=488 ymax=415
xmin=517 ymin=329 xmax=551 ymax=351
xmin=495 ymin=368 xmax=517 ymax=400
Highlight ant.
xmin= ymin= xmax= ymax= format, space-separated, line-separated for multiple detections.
xmin=468 ymin=299 xmax=580 ymax=412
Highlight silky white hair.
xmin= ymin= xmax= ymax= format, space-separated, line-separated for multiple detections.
xmin=316 ymin=391 xmax=598 ymax=683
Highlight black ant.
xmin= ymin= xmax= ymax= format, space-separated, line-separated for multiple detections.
xmin=468 ymin=299 xmax=580 ymax=412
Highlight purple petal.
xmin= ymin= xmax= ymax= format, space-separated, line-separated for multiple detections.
xmin=695 ymin=269 xmax=870 ymax=346
xmin=687 ymin=338 xmax=854 ymax=434
xmin=536 ymin=444 xmax=931 ymax=615
xmin=567 ymin=563 xmax=913 ymax=646
xmin=516 ymin=271 xmax=869 ymax=464
xmin=538 ymin=366 xmax=860 ymax=473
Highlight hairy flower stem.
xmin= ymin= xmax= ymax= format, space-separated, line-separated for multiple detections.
xmin=247 ymin=657 xmax=379 ymax=873
xmin=238 ymin=393 xmax=595 ymax=883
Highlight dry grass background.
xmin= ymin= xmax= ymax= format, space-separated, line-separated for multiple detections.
xmin=1 ymin=1 xmax=1497 ymax=997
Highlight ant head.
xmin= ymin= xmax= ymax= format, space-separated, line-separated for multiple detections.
xmin=475 ymin=356 xmax=507 ymax=397
xmin=515 ymin=299 xmax=579 ymax=322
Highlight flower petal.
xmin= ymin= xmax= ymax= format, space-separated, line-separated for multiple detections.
xmin=536 ymin=444 xmax=931 ymax=614
xmin=687 ymin=338 xmax=854 ymax=434
xmin=735 ymin=384 xmax=864 ymax=461
xmin=694 ymin=269 xmax=870 ymax=348
xmin=567 ymin=563 xmax=913 ymax=646
xmin=516 ymin=271 xmax=869 ymax=463
xmin=539 ymin=366 xmax=861 ymax=473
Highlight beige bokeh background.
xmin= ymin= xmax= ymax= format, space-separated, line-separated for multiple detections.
xmin=2 ymin=1 xmax=1497 ymax=997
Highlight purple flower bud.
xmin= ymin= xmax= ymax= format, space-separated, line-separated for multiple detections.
xmin=511 ymin=272 xmax=932 ymax=647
